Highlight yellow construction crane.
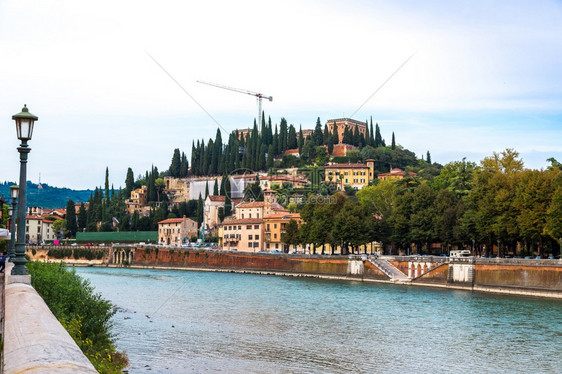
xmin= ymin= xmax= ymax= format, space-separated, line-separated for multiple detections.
xmin=197 ymin=80 xmax=272 ymax=127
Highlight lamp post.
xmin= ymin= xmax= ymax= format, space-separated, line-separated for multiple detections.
xmin=9 ymin=184 xmax=19 ymax=261
xmin=12 ymin=105 xmax=38 ymax=275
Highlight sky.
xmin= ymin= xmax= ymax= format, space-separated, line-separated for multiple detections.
xmin=0 ymin=0 xmax=561 ymax=190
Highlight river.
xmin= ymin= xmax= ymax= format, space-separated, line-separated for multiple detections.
xmin=74 ymin=267 xmax=562 ymax=373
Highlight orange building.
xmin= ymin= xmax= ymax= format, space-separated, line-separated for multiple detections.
xmin=263 ymin=213 xmax=304 ymax=252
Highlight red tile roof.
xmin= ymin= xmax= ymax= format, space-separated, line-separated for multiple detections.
xmin=236 ymin=201 xmax=265 ymax=208
xmin=158 ymin=217 xmax=196 ymax=224
xmin=325 ymin=163 xmax=369 ymax=169
xmin=264 ymin=213 xmax=301 ymax=220
xmin=220 ymin=218 xmax=264 ymax=225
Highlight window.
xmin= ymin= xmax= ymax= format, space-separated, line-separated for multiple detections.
xmin=274 ymin=223 xmax=277 ymax=229
xmin=249 ymin=213 xmax=252 ymax=218
xmin=255 ymin=235 xmax=259 ymax=240
xmin=267 ymin=224 xmax=270 ymax=230
xmin=254 ymin=225 xmax=259 ymax=229
xmin=238 ymin=226 xmax=241 ymax=230
xmin=248 ymin=235 xmax=253 ymax=240
xmin=247 ymin=225 xmax=252 ymax=229
xmin=253 ymin=242 xmax=259 ymax=248
xmin=274 ymin=233 xmax=277 ymax=239
xmin=241 ymin=214 xmax=244 ymax=219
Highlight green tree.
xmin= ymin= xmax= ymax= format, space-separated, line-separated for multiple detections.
xmin=281 ymin=219 xmax=300 ymax=252
xmin=170 ymin=148 xmax=181 ymax=177
xmin=52 ymin=219 xmax=68 ymax=238
xmin=225 ymin=177 xmax=232 ymax=216
xmin=313 ymin=117 xmax=323 ymax=146
xmin=125 ymin=167 xmax=134 ymax=196
xmin=65 ymin=199 xmax=77 ymax=238
xmin=213 ymin=179 xmax=219 ymax=195
xmin=287 ymin=124 xmax=297 ymax=149
xmin=77 ymin=203 xmax=87 ymax=232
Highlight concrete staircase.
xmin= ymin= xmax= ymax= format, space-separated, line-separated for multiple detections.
xmin=369 ymin=258 xmax=411 ymax=282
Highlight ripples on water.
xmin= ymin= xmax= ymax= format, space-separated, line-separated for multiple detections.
xmin=75 ymin=267 xmax=562 ymax=374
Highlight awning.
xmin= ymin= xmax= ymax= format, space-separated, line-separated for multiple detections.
xmin=0 ymin=228 xmax=10 ymax=240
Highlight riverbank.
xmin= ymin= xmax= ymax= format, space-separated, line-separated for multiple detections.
xmin=28 ymin=246 xmax=562 ymax=300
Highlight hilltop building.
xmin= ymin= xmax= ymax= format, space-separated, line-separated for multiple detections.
xmin=327 ymin=118 xmax=367 ymax=144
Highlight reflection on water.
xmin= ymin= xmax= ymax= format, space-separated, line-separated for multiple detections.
xmin=75 ymin=267 xmax=562 ymax=374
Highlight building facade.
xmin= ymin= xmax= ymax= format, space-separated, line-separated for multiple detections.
xmin=264 ymin=213 xmax=304 ymax=252
xmin=377 ymin=168 xmax=417 ymax=181
xmin=158 ymin=216 xmax=198 ymax=246
xmin=219 ymin=218 xmax=264 ymax=252
xmin=327 ymin=118 xmax=367 ymax=144
xmin=324 ymin=159 xmax=375 ymax=190
xmin=25 ymin=216 xmax=56 ymax=244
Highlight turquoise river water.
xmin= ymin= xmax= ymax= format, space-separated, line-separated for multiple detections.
xmin=74 ymin=267 xmax=562 ymax=374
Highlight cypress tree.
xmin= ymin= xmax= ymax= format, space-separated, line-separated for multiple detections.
xmin=426 ymin=151 xmax=432 ymax=164
xmin=287 ymin=125 xmax=297 ymax=149
xmin=313 ymin=117 xmax=323 ymax=146
xmin=125 ymin=167 xmax=134 ymax=196
xmin=365 ymin=121 xmax=371 ymax=147
xmin=220 ymin=173 xmax=227 ymax=196
xmin=352 ymin=126 xmax=360 ymax=146
xmin=66 ymin=199 xmax=77 ymax=238
xmin=196 ymin=193 xmax=203 ymax=228
xmin=104 ymin=167 xmax=110 ymax=202
xmin=273 ymin=125 xmax=279 ymax=155
xmin=327 ymin=135 xmax=334 ymax=155
xmin=391 ymin=132 xmax=396 ymax=150
xmin=370 ymin=117 xmax=375 ymax=146
xmin=267 ymin=144 xmax=275 ymax=169
xmin=279 ymin=118 xmax=288 ymax=152
xmin=298 ymin=126 xmax=304 ymax=154
xmin=205 ymin=180 xmax=209 ymax=198
xmin=214 ymin=128 xmax=223 ymax=174
xmin=77 ymin=203 xmax=87 ymax=232
xmin=375 ymin=123 xmax=382 ymax=148
xmin=170 ymin=148 xmax=181 ymax=177
xmin=332 ymin=127 xmax=339 ymax=145
xmin=191 ymin=140 xmax=197 ymax=176
xmin=213 ymin=178 xmax=219 ymax=195
xmin=225 ymin=177 xmax=232 ymax=216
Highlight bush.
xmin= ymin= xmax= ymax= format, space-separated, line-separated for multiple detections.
xmin=27 ymin=261 xmax=128 ymax=373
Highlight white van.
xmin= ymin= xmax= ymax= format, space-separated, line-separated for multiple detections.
xmin=450 ymin=250 xmax=472 ymax=258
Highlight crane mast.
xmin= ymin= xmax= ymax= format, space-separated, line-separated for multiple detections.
xmin=197 ymin=80 xmax=272 ymax=127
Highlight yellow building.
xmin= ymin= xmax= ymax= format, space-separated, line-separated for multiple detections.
xmin=219 ymin=218 xmax=264 ymax=252
xmin=264 ymin=213 xmax=304 ymax=252
xmin=125 ymin=186 xmax=148 ymax=215
xmin=324 ymin=159 xmax=375 ymax=190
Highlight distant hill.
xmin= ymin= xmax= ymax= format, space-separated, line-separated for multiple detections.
xmin=0 ymin=181 xmax=92 ymax=209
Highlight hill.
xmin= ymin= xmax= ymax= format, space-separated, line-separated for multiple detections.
xmin=0 ymin=181 xmax=92 ymax=209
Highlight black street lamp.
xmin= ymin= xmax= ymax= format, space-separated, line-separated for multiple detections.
xmin=9 ymin=184 xmax=19 ymax=262
xmin=12 ymin=105 xmax=38 ymax=275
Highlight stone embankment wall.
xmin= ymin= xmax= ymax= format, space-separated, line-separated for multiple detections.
xmin=2 ymin=263 xmax=97 ymax=373
xmin=474 ymin=261 xmax=562 ymax=291
xmin=28 ymin=246 xmax=562 ymax=298
xmin=131 ymin=247 xmax=351 ymax=276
